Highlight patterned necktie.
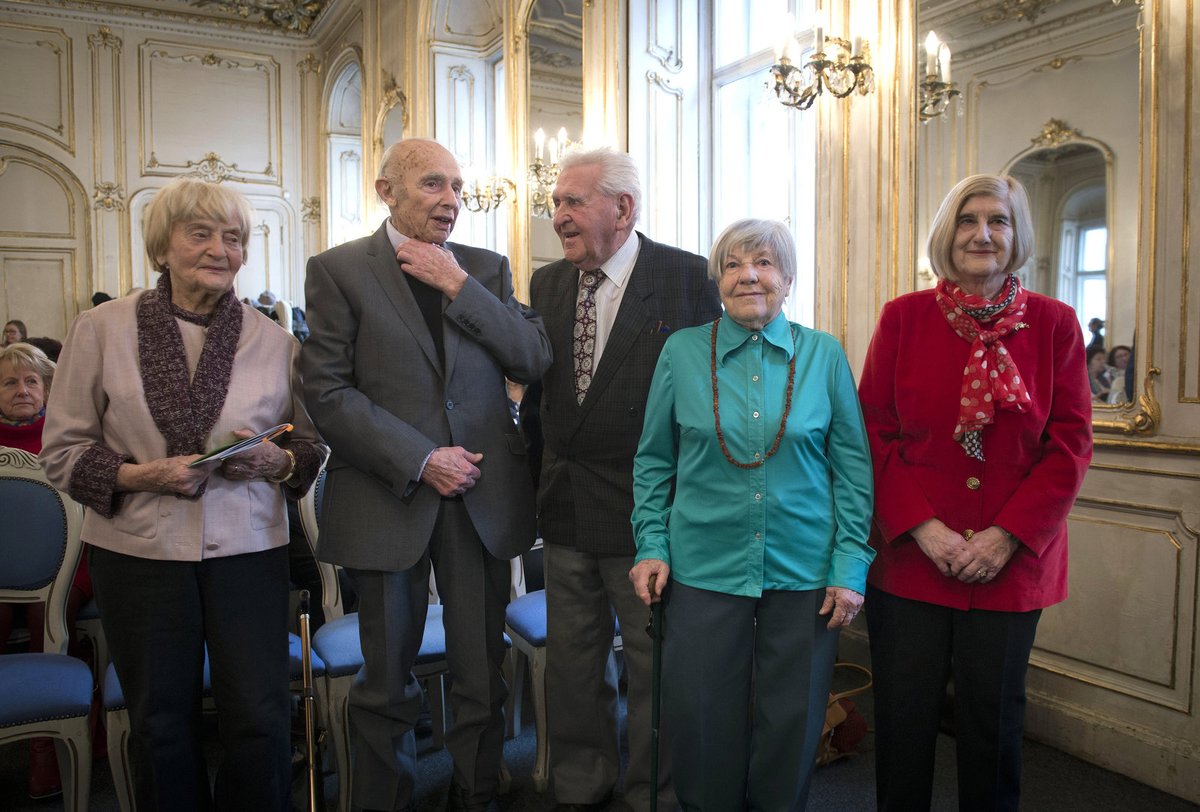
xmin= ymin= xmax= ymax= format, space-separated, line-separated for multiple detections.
xmin=573 ymin=270 xmax=606 ymax=404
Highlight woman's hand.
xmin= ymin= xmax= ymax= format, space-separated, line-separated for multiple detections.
xmin=820 ymin=587 xmax=864 ymax=630
xmin=910 ymin=517 xmax=970 ymax=576
xmin=221 ymin=429 xmax=290 ymax=482
xmin=948 ymin=526 xmax=1019 ymax=584
xmin=629 ymin=559 xmax=670 ymax=607
xmin=116 ymin=456 xmax=208 ymax=496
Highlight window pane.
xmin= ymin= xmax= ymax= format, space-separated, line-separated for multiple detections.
xmin=1079 ymin=275 xmax=1107 ymax=337
xmin=1080 ymin=226 xmax=1107 ymax=271
xmin=714 ymin=0 xmax=790 ymax=66
xmin=714 ymin=73 xmax=793 ymax=224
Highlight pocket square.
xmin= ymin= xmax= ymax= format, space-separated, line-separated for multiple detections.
xmin=653 ymin=321 xmax=672 ymax=335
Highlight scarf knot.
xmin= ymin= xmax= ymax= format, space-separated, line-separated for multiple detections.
xmin=935 ymin=275 xmax=1032 ymax=460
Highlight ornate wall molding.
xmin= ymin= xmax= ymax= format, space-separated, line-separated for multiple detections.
xmin=301 ymin=196 xmax=320 ymax=223
xmin=92 ymin=181 xmax=125 ymax=210
xmin=188 ymin=1 xmax=332 ymax=34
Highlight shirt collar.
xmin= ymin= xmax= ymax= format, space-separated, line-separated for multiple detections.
xmin=579 ymin=231 xmax=640 ymax=289
xmin=384 ymin=217 xmax=408 ymax=251
xmin=716 ymin=311 xmax=796 ymax=364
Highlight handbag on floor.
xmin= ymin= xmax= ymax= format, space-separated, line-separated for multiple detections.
xmin=817 ymin=662 xmax=872 ymax=766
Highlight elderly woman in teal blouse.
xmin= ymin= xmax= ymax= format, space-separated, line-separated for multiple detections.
xmin=629 ymin=218 xmax=874 ymax=811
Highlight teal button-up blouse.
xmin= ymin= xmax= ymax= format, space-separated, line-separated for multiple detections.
xmin=632 ymin=313 xmax=875 ymax=597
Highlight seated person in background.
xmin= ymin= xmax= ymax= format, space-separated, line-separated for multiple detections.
xmin=3 ymin=319 xmax=28 ymax=347
xmin=1106 ymin=344 xmax=1132 ymax=404
xmin=1087 ymin=346 xmax=1112 ymax=403
xmin=0 ymin=341 xmax=92 ymax=799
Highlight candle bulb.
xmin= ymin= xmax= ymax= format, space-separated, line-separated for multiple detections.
xmin=557 ymin=127 xmax=569 ymax=152
xmin=814 ymin=24 xmax=824 ymax=54
xmin=925 ymin=31 xmax=940 ymax=77
xmin=939 ymin=43 xmax=952 ymax=83
xmin=547 ymin=137 xmax=558 ymax=166
xmin=852 ymin=35 xmax=863 ymax=57
xmin=777 ymin=13 xmax=795 ymax=61
xmin=534 ymin=128 xmax=545 ymax=162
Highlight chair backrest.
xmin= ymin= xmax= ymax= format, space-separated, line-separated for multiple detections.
xmin=0 ymin=446 xmax=84 ymax=655
xmin=509 ymin=539 xmax=545 ymax=599
xmin=297 ymin=466 xmax=344 ymax=621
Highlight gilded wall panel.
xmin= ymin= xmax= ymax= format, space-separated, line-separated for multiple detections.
xmin=0 ymin=251 xmax=74 ymax=338
xmin=0 ymin=157 xmax=72 ymax=238
xmin=138 ymin=40 xmax=281 ymax=185
xmin=0 ymin=22 xmax=73 ymax=153
xmin=1033 ymin=507 xmax=1196 ymax=712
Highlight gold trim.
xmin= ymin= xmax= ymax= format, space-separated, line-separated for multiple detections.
xmin=0 ymin=21 xmax=75 ymax=155
xmin=372 ymin=72 xmax=408 ymax=158
xmin=1091 ymin=367 xmax=1162 ymax=435
xmin=1178 ymin=0 xmax=1196 ymax=401
xmin=138 ymin=41 xmax=282 ymax=186
xmin=92 ymin=181 xmax=125 ymax=211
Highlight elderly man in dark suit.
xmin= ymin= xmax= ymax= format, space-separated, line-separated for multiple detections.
xmin=528 ymin=147 xmax=722 ymax=811
xmin=302 ymin=138 xmax=552 ymax=812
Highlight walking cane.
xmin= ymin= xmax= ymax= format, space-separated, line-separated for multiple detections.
xmin=298 ymin=590 xmax=325 ymax=812
xmin=646 ymin=573 xmax=664 ymax=812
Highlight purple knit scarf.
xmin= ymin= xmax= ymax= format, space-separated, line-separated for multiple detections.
xmin=136 ymin=274 xmax=242 ymax=471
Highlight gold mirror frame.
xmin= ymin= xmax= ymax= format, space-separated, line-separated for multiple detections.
xmin=1000 ymin=120 xmax=1159 ymax=435
xmin=914 ymin=1 xmax=1156 ymax=438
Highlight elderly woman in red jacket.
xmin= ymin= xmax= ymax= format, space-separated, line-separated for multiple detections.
xmin=858 ymin=173 xmax=1092 ymax=811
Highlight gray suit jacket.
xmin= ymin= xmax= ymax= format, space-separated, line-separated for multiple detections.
xmin=302 ymin=222 xmax=552 ymax=571
xmin=529 ymin=233 xmax=722 ymax=555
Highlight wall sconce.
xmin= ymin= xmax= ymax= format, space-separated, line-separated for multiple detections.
xmin=529 ymin=127 xmax=574 ymax=219
xmin=770 ymin=13 xmax=875 ymax=111
xmin=461 ymin=167 xmax=515 ymax=214
xmin=918 ymin=31 xmax=961 ymax=122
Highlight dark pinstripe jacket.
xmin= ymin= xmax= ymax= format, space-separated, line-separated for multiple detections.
xmin=529 ymin=233 xmax=722 ymax=556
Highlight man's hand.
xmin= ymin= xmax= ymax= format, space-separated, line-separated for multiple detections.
xmin=629 ymin=559 xmax=670 ymax=607
xmin=395 ymin=241 xmax=468 ymax=299
xmin=421 ymin=446 xmax=483 ymax=497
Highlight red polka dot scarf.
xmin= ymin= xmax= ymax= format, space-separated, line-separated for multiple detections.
xmin=935 ymin=274 xmax=1031 ymax=460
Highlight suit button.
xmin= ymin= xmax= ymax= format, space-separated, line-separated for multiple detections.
xmin=966 ymin=476 xmax=981 ymax=490
xmin=446 ymin=400 xmax=455 ymax=410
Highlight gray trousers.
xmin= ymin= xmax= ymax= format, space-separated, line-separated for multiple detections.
xmin=544 ymin=543 xmax=675 ymax=811
xmin=346 ymin=499 xmax=511 ymax=811
xmin=663 ymin=583 xmax=838 ymax=812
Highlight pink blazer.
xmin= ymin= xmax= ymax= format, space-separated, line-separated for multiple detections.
xmin=858 ymin=288 xmax=1092 ymax=612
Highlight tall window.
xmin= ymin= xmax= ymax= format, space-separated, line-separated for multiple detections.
xmin=1056 ymin=182 xmax=1108 ymax=336
xmin=710 ymin=0 xmax=816 ymax=326
xmin=325 ymin=61 xmax=364 ymax=248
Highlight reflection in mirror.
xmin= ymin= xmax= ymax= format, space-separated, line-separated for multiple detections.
xmin=1006 ymin=135 xmax=1122 ymax=403
xmin=525 ymin=0 xmax=582 ymax=267
xmin=916 ymin=0 xmax=1141 ymax=413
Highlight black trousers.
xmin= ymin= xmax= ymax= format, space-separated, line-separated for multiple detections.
xmin=866 ymin=585 xmax=1041 ymax=812
xmin=91 ymin=545 xmax=292 ymax=812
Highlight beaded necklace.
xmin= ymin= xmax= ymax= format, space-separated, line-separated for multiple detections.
xmin=710 ymin=317 xmax=797 ymax=469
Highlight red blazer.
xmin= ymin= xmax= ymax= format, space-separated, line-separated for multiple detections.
xmin=858 ymin=289 xmax=1092 ymax=612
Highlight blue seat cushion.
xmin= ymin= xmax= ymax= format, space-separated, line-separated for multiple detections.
xmin=505 ymin=590 xmax=547 ymax=647
xmin=311 ymin=605 xmax=507 ymax=679
xmin=288 ymin=632 xmax=326 ymax=681
xmin=104 ymin=637 xmax=320 ymax=712
xmin=0 ymin=653 xmax=92 ymax=727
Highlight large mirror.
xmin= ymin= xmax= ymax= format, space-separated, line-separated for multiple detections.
xmin=915 ymin=0 xmax=1145 ymax=425
xmin=525 ymin=0 xmax=583 ymax=269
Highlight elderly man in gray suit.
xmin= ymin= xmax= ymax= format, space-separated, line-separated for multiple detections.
xmin=302 ymin=138 xmax=552 ymax=812
xmin=528 ymin=147 xmax=722 ymax=811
